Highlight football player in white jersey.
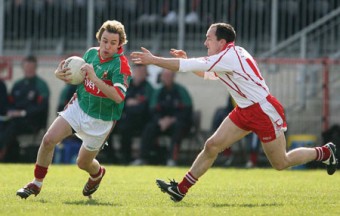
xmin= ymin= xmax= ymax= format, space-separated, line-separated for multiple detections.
xmin=131 ymin=23 xmax=337 ymax=202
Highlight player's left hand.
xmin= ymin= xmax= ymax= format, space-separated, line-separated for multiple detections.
xmin=170 ymin=48 xmax=188 ymax=59
xmin=130 ymin=47 xmax=155 ymax=65
xmin=81 ymin=63 xmax=96 ymax=81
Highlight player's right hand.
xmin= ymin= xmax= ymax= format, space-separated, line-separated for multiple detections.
xmin=55 ymin=60 xmax=72 ymax=82
xmin=130 ymin=47 xmax=155 ymax=65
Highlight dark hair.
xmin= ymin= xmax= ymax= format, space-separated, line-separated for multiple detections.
xmin=210 ymin=23 xmax=236 ymax=43
xmin=23 ymin=55 xmax=37 ymax=64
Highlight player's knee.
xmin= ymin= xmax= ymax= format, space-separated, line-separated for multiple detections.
xmin=76 ymin=157 xmax=90 ymax=170
xmin=271 ymin=161 xmax=288 ymax=171
xmin=203 ymin=138 xmax=220 ymax=156
xmin=41 ymin=133 xmax=57 ymax=150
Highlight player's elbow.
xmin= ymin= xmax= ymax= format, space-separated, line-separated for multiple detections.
xmin=194 ymin=71 xmax=204 ymax=78
xmin=113 ymin=87 xmax=125 ymax=103
xmin=113 ymin=95 xmax=124 ymax=104
xmin=105 ymin=91 xmax=124 ymax=103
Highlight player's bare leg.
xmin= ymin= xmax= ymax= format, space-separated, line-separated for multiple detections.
xmin=263 ymin=132 xmax=337 ymax=173
xmin=17 ymin=116 xmax=72 ymax=199
xmin=189 ymin=117 xmax=249 ymax=178
xmin=157 ymin=117 xmax=249 ymax=201
xmin=36 ymin=117 xmax=73 ymax=169
xmin=77 ymin=146 xmax=106 ymax=197
xmin=261 ymin=133 xmax=315 ymax=170
xmin=77 ymin=146 xmax=100 ymax=174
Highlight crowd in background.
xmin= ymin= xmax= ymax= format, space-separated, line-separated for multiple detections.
xmin=0 ymin=56 xmax=49 ymax=162
xmin=4 ymin=0 xmax=339 ymax=43
xmin=2 ymin=0 xmax=339 ymax=62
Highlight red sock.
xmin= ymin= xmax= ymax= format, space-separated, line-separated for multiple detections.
xmin=90 ymin=166 xmax=102 ymax=179
xmin=178 ymin=172 xmax=198 ymax=194
xmin=222 ymin=148 xmax=232 ymax=157
xmin=315 ymin=146 xmax=330 ymax=161
xmin=34 ymin=164 xmax=48 ymax=180
xmin=250 ymin=152 xmax=258 ymax=165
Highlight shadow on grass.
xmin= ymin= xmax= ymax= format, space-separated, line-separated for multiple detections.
xmin=35 ymin=199 xmax=48 ymax=204
xmin=211 ymin=203 xmax=283 ymax=208
xmin=64 ymin=199 xmax=121 ymax=206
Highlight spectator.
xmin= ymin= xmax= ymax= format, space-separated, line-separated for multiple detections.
xmin=0 ymin=55 xmax=50 ymax=162
xmin=57 ymin=84 xmax=77 ymax=112
xmin=136 ymin=0 xmax=201 ymax=25
xmin=0 ymin=79 xmax=9 ymax=131
xmin=162 ymin=0 xmax=179 ymax=25
xmin=136 ymin=0 xmax=163 ymax=25
xmin=131 ymin=68 xmax=192 ymax=166
xmin=162 ymin=0 xmax=201 ymax=25
xmin=114 ymin=64 xmax=154 ymax=164
xmin=211 ymin=95 xmax=234 ymax=132
xmin=244 ymin=133 xmax=261 ymax=168
xmin=211 ymin=95 xmax=235 ymax=165
xmin=184 ymin=0 xmax=200 ymax=25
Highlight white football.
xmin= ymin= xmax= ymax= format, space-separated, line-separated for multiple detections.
xmin=63 ymin=56 xmax=86 ymax=85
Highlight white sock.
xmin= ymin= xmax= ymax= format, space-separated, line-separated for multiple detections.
xmin=33 ymin=179 xmax=43 ymax=188
xmin=90 ymin=167 xmax=103 ymax=181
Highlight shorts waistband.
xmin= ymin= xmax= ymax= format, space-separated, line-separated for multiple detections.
xmin=258 ymin=94 xmax=272 ymax=105
xmin=240 ymin=94 xmax=271 ymax=110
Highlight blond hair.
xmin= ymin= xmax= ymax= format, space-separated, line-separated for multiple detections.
xmin=96 ymin=20 xmax=128 ymax=45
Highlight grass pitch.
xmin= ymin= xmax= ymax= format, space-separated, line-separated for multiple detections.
xmin=1 ymin=164 xmax=339 ymax=216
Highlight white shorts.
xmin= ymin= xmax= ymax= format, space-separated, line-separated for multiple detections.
xmin=59 ymin=99 xmax=114 ymax=151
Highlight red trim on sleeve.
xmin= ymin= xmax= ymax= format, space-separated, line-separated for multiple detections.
xmin=119 ymin=55 xmax=131 ymax=76
xmin=246 ymin=58 xmax=263 ymax=80
xmin=114 ymin=86 xmax=125 ymax=100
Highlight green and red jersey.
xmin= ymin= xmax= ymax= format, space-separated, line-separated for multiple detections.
xmin=77 ymin=47 xmax=132 ymax=121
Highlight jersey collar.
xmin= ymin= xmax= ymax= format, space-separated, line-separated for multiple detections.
xmin=98 ymin=47 xmax=124 ymax=64
xmin=222 ymin=41 xmax=235 ymax=51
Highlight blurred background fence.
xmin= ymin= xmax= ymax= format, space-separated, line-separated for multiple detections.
xmin=1 ymin=0 xmax=340 ymax=57
xmin=1 ymin=0 xmax=340 ymax=140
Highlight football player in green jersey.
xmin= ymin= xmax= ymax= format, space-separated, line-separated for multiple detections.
xmin=17 ymin=20 xmax=132 ymax=199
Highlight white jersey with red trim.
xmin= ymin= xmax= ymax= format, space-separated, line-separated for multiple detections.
xmin=179 ymin=43 xmax=270 ymax=108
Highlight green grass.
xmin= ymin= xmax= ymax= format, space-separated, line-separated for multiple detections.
xmin=1 ymin=164 xmax=340 ymax=216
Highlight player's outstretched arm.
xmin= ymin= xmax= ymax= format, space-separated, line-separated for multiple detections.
xmin=169 ymin=48 xmax=204 ymax=78
xmin=131 ymin=47 xmax=180 ymax=72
